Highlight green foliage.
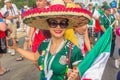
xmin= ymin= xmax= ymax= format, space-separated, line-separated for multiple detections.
xmin=0 ymin=0 xmax=36 ymax=9
xmin=0 ymin=0 xmax=4 ymax=8
xmin=119 ymin=0 xmax=120 ymax=8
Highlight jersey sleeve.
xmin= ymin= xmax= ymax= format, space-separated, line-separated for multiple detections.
xmin=70 ymin=45 xmax=83 ymax=68
xmin=99 ymin=15 xmax=105 ymax=26
xmin=37 ymin=40 xmax=48 ymax=54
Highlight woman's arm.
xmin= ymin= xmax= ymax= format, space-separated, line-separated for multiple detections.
xmin=12 ymin=45 xmax=40 ymax=62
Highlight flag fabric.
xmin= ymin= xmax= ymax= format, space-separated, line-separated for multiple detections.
xmin=78 ymin=27 xmax=112 ymax=80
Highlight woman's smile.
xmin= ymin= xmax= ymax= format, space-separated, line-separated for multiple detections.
xmin=54 ymin=30 xmax=63 ymax=34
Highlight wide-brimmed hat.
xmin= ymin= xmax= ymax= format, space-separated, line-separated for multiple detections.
xmin=22 ymin=0 xmax=92 ymax=30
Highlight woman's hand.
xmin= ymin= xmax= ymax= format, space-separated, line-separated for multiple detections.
xmin=68 ymin=67 xmax=80 ymax=80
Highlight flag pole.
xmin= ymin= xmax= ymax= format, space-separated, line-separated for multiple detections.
xmin=110 ymin=20 xmax=117 ymax=27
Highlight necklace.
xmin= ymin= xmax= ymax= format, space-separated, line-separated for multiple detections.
xmin=44 ymin=39 xmax=67 ymax=80
xmin=104 ymin=14 xmax=111 ymax=25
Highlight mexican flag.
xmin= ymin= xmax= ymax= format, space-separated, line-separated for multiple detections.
xmin=78 ymin=27 xmax=112 ymax=80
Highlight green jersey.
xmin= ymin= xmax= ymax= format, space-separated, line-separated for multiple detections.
xmin=99 ymin=14 xmax=115 ymax=30
xmin=38 ymin=39 xmax=83 ymax=80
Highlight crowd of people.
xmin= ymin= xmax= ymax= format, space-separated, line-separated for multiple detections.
xmin=0 ymin=0 xmax=120 ymax=80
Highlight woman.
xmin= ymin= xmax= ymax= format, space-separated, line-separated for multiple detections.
xmin=64 ymin=3 xmax=91 ymax=56
xmin=11 ymin=0 xmax=92 ymax=80
xmin=73 ymin=24 xmax=91 ymax=56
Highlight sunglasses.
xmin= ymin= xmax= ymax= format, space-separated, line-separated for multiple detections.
xmin=47 ymin=19 xmax=69 ymax=28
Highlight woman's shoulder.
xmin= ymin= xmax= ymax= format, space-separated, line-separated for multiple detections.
xmin=38 ymin=39 xmax=50 ymax=52
xmin=40 ymin=38 xmax=51 ymax=47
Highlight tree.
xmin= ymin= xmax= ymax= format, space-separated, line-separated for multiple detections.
xmin=0 ymin=0 xmax=4 ymax=8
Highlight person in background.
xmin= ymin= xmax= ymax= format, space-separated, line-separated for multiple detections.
xmin=112 ymin=8 xmax=119 ymax=27
xmin=111 ymin=4 xmax=120 ymax=67
xmin=20 ymin=5 xmax=29 ymax=32
xmin=87 ymin=3 xmax=93 ymax=13
xmin=28 ymin=0 xmax=51 ymax=53
xmin=0 ymin=0 xmax=19 ymax=56
xmin=73 ymin=24 xmax=91 ymax=56
xmin=115 ymin=27 xmax=120 ymax=68
xmin=92 ymin=3 xmax=101 ymax=41
xmin=99 ymin=5 xmax=117 ymax=59
xmin=0 ymin=14 xmax=9 ymax=75
xmin=28 ymin=0 xmax=51 ymax=68
xmin=64 ymin=1 xmax=91 ymax=56
xmin=87 ymin=2 xmax=96 ymax=47
xmin=64 ymin=0 xmax=75 ymax=8
xmin=114 ymin=10 xmax=120 ymax=68
xmin=15 ymin=5 xmax=30 ymax=61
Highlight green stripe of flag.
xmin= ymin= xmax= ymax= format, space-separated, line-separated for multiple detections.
xmin=78 ymin=27 xmax=112 ymax=77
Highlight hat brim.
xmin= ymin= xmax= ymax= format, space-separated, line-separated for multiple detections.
xmin=22 ymin=6 xmax=92 ymax=30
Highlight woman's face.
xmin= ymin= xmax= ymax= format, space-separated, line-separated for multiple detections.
xmin=74 ymin=24 xmax=87 ymax=35
xmin=47 ymin=18 xmax=69 ymax=39
xmin=36 ymin=0 xmax=47 ymax=8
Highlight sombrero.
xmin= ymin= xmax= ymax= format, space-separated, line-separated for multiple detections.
xmin=22 ymin=0 xmax=92 ymax=30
